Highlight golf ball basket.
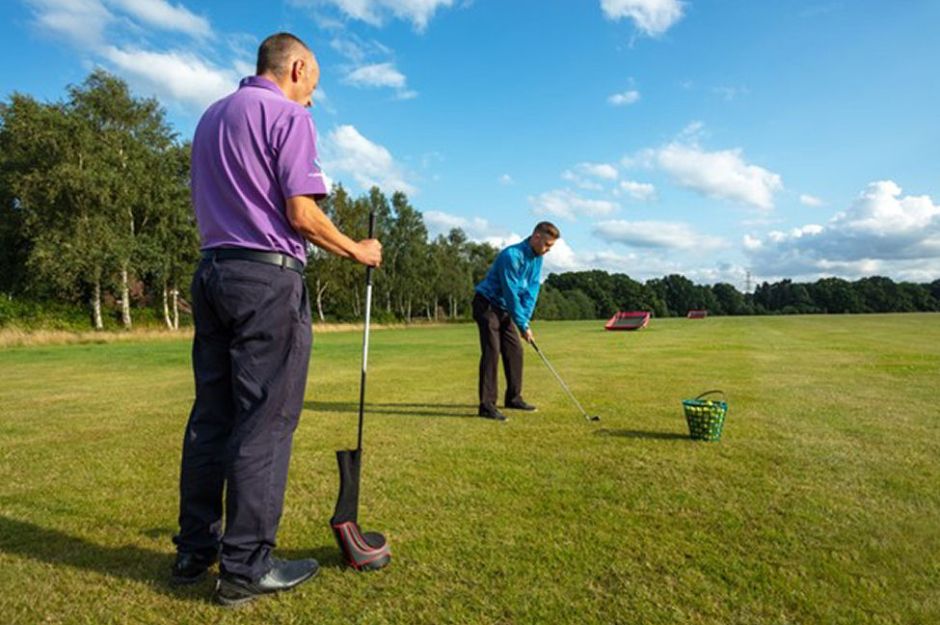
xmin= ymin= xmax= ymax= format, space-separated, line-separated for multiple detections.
xmin=682 ymin=390 xmax=728 ymax=442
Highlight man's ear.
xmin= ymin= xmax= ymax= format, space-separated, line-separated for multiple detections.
xmin=291 ymin=59 xmax=304 ymax=82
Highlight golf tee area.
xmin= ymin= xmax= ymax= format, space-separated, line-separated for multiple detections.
xmin=0 ymin=314 xmax=937 ymax=624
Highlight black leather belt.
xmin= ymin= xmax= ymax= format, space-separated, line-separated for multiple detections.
xmin=201 ymin=248 xmax=304 ymax=274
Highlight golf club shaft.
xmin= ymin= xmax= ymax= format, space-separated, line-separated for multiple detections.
xmin=357 ymin=211 xmax=377 ymax=451
xmin=531 ymin=341 xmax=591 ymax=421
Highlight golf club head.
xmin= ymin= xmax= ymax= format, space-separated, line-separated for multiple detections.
xmin=332 ymin=520 xmax=391 ymax=571
xmin=589 ymin=415 xmax=601 ymax=422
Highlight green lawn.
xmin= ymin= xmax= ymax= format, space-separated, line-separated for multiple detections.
xmin=0 ymin=315 xmax=938 ymax=624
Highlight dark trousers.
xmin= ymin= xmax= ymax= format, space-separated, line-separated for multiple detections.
xmin=472 ymin=292 xmax=524 ymax=410
xmin=174 ymin=257 xmax=312 ymax=582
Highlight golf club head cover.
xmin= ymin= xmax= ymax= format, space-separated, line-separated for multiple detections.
xmin=331 ymin=521 xmax=391 ymax=571
xmin=330 ymin=449 xmax=391 ymax=571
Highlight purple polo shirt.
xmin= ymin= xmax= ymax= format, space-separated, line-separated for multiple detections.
xmin=191 ymin=76 xmax=329 ymax=264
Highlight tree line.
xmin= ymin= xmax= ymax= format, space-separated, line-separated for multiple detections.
xmin=2 ymin=71 xmax=937 ymax=331
xmin=535 ymin=271 xmax=940 ymax=320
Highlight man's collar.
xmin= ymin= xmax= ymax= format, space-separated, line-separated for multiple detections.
xmin=239 ymin=76 xmax=285 ymax=97
xmin=522 ymin=237 xmax=537 ymax=259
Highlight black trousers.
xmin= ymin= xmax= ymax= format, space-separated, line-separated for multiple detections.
xmin=174 ymin=257 xmax=311 ymax=582
xmin=472 ymin=292 xmax=524 ymax=410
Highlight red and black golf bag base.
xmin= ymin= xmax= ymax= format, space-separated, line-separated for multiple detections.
xmin=331 ymin=521 xmax=391 ymax=571
xmin=330 ymin=449 xmax=391 ymax=571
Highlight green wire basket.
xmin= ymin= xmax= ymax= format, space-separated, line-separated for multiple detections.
xmin=682 ymin=390 xmax=728 ymax=442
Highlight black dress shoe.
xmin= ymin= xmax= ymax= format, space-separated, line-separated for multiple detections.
xmin=478 ymin=405 xmax=508 ymax=421
xmin=215 ymin=558 xmax=319 ymax=607
xmin=505 ymin=398 xmax=537 ymax=411
xmin=170 ymin=551 xmax=218 ymax=585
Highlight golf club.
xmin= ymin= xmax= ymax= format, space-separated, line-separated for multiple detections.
xmin=329 ymin=210 xmax=391 ymax=571
xmin=530 ymin=340 xmax=601 ymax=422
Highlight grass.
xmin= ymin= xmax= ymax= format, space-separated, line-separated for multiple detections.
xmin=0 ymin=314 xmax=938 ymax=624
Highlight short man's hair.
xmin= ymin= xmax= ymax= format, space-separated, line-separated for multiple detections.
xmin=533 ymin=221 xmax=560 ymax=239
xmin=257 ymin=32 xmax=310 ymax=77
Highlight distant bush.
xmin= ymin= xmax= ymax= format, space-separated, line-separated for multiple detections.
xmin=0 ymin=295 xmax=90 ymax=330
xmin=0 ymin=295 xmax=193 ymax=331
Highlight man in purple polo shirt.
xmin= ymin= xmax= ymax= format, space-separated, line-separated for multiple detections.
xmin=171 ymin=33 xmax=382 ymax=606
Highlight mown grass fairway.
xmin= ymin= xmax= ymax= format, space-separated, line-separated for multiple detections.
xmin=1 ymin=315 xmax=938 ymax=624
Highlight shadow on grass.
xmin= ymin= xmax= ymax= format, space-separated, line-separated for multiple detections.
xmin=594 ymin=428 xmax=689 ymax=440
xmin=0 ymin=515 xmax=341 ymax=603
xmin=305 ymin=400 xmax=477 ymax=419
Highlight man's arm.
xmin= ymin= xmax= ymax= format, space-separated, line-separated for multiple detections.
xmin=286 ymin=194 xmax=381 ymax=266
xmin=496 ymin=251 xmax=531 ymax=333
xmin=520 ymin=279 xmax=541 ymax=329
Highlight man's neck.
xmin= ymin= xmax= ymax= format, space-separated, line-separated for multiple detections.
xmin=258 ymin=73 xmax=290 ymax=98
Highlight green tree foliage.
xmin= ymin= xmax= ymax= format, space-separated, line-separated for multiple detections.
xmin=808 ymin=278 xmax=861 ymax=314
xmin=711 ymin=282 xmax=751 ymax=315
xmin=546 ymin=270 xmax=619 ymax=318
xmin=0 ymin=71 xmax=190 ymax=330
xmin=304 ymin=189 xmax=497 ymax=323
xmin=65 ymin=70 xmax=180 ymax=328
xmin=386 ymin=192 xmax=428 ymax=321
xmin=138 ymin=142 xmax=200 ymax=329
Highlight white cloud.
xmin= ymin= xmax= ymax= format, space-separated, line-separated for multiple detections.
xmin=800 ymin=194 xmax=825 ymax=207
xmin=630 ymin=130 xmax=783 ymax=210
xmin=618 ymin=180 xmax=656 ymax=201
xmin=345 ymin=62 xmax=406 ymax=89
xmin=560 ymin=162 xmax=619 ymax=191
xmin=745 ymin=181 xmax=940 ymax=281
xmin=27 ymin=0 xmax=113 ymax=47
xmin=742 ymin=234 xmax=762 ymax=251
xmin=608 ymin=89 xmax=640 ymax=106
xmin=300 ymin=0 xmax=455 ymax=31
xmin=106 ymin=0 xmax=211 ymax=38
xmin=423 ymin=210 xmax=515 ymax=244
xmin=839 ymin=181 xmax=938 ymax=236
xmin=541 ymin=240 xmax=745 ymax=285
xmin=543 ymin=241 xmax=664 ymax=278
xmin=577 ymin=162 xmax=619 ymax=180
xmin=323 ymin=124 xmax=416 ymax=195
xmin=330 ymin=34 xmax=393 ymax=64
xmin=561 ymin=171 xmax=603 ymax=191
xmin=498 ymin=174 xmax=514 ymax=186
xmin=28 ymin=0 xmax=211 ymax=44
xmin=26 ymin=0 xmax=250 ymax=113
xmin=593 ymin=219 xmax=726 ymax=251
xmin=541 ymin=238 xmax=581 ymax=273
xmin=528 ymin=189 xmax=619 ymax=221
xmin=541 ymin=242 xmax=642 ymax=276
xmin=600 ymin=0 xmax=685 ymax=37
xmin=101 ymin=46 xmax=238 ymax=110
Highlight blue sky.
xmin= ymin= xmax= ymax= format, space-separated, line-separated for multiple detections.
xmin=4 ymin=0 xmax=939 ymax=288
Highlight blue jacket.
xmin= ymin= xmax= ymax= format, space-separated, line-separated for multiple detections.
xmin=475 ymin=237 xmax=543 ymax=331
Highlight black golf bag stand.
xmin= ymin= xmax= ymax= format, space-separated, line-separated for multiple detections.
xmin=329 ymin=211 xmax=391 ymax=572
xmin=330 ymin=449 xmax=391 ymax=571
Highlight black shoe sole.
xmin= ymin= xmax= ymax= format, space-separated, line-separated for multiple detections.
xmin=214 ymin=567 xmax=319 ymax=607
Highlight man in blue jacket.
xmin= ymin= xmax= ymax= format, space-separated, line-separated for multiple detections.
xmin=473 ymin=222 xmax=559 ymax=421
